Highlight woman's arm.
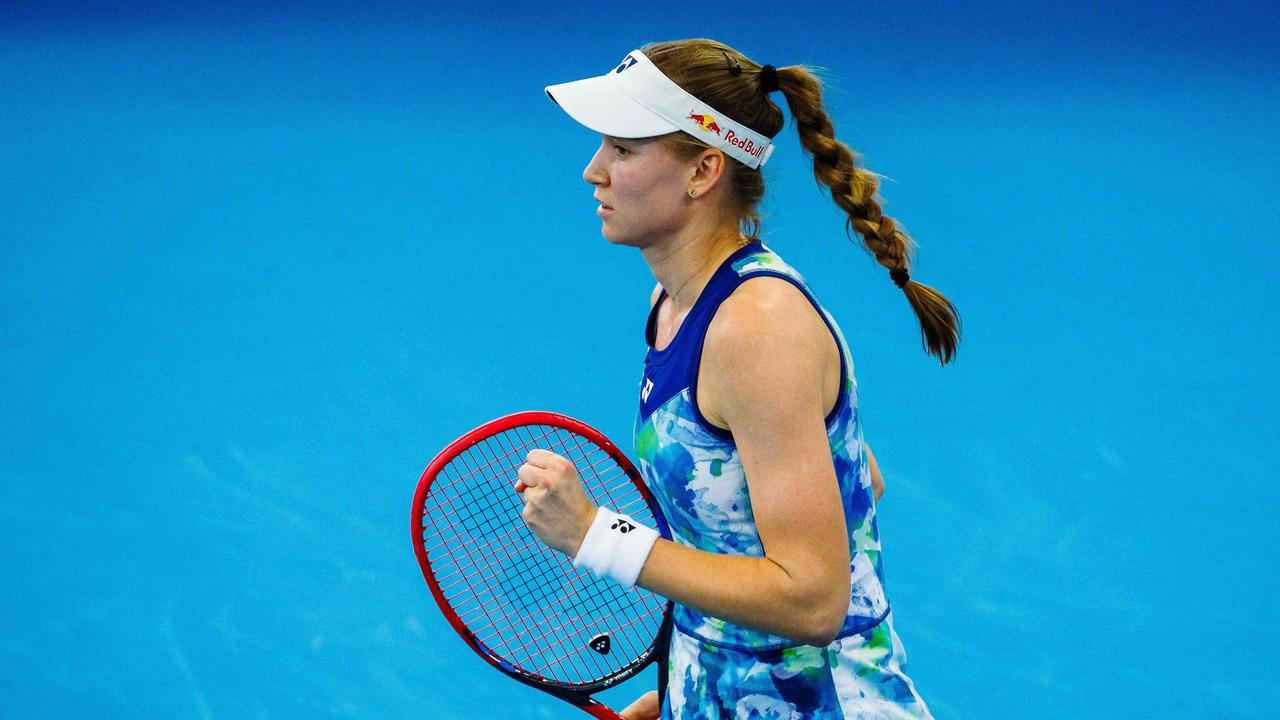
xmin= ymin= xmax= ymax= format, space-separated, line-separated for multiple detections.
xmin=520 ymin=278 xmax=854 ymax=646
xmin=634 ymin=277 xmax=851 ymax=646
xmin=667 ymin=275 xmax=882 ymax=508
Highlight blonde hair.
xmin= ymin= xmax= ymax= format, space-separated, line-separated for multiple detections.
xmin=643 ymin=38 xmax=961 ymax=366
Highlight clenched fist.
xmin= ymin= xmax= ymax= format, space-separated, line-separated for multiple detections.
xmin=514 ymin=449 xmax=599 ymax=557
xmin=620 ymin=690 xmax=660 ymax=719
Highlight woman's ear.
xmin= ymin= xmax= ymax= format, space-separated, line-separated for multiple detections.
xmin=688 ymin=148 xmax=727 ymax=197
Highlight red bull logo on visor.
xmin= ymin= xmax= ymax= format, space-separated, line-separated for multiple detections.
xmin=687 ymin=112 xmax=722 ymax=136
xmin=723 ymin=129 xmax=767 ymax=160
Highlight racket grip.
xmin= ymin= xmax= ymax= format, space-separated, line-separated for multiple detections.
xmin=514 ymin=480 xmax=527 ymax=493
xmin=577 ymin=703 xmax=626 ymax=719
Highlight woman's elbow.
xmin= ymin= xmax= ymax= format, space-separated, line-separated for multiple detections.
xmin=804 ymin=607 xmax=846 ymax=647
xmin=796 ymin=584 xmax=850 ymax=646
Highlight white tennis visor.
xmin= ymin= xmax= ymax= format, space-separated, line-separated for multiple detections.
xmin=545 ymin=50 xmax=776 ymax=170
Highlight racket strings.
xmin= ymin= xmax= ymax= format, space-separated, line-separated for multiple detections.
xmin=480 ymin=426 xmax=660 ymax=679
xmin=436 ymin=443 xmax=572 ymax=656
xmin=419 ymin=423 xmax=666 ymax=687
xmin=427 ymin=464 xmax=544 ymax=650
xmin=445 ymin=428 xmax=654 ymax=683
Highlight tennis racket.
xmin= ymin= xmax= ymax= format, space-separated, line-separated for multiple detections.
xmin=411 ymin=410 xmax=674 ymax=718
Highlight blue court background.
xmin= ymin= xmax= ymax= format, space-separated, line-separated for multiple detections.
xmin=2 ymin=2 xmax=1277 ymax=718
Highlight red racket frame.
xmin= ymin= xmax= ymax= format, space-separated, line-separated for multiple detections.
xmin=411 ymin=410 xmax=673 ymax=719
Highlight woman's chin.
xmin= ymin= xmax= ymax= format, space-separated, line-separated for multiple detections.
xmin=600 ymin=226 xmax=636 ymax=247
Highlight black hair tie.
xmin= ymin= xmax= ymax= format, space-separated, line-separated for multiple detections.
xmin=889 ymin=267 xmax=910 ymax=288
xmin=759 ymin=64 xmax=780 ymax=94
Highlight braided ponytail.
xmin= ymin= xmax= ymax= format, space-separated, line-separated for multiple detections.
xmin=773 ymin=65 xmax=961 ymax=365
xmin=645 ymin=39 xmax=961 ymax=365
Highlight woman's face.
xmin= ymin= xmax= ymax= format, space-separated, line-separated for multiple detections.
xmin=582 ymin=134 xmax=693 ymax=247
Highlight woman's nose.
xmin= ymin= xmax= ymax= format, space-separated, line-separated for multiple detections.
xmin=582 ymin=148 xmax=607 ymax=186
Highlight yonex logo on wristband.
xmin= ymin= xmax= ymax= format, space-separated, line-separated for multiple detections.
xmin=573 ymin=506 xmax=660 ymax=591
xmin=641 ymin=378 xmax=654 ymax=402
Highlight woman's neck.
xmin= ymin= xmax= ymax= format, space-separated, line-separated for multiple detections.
xmin=641 ymin=226 xmax=749 ymax=314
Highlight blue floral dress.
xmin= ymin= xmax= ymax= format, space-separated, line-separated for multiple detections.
xmin=633 ymin=241 xmax=933 ymax=719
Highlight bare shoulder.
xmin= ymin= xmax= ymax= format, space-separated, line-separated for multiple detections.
xmin=700 ymin=276 xmax=834 ymax=426
xmin=707 ymin=276 xmax=827 ymax=358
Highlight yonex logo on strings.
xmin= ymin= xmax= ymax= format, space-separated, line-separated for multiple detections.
xmin=611 ymin=519 xmax=635 ymax=533
xmin=589 ymin=633 xmax=612 ymax=655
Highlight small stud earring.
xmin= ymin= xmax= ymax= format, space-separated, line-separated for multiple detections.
xmin=688 ymin=188 xmax=698 ymax=198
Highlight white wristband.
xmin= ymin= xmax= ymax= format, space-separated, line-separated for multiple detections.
xmin=571 ymin=506 xmax=659 ymax=591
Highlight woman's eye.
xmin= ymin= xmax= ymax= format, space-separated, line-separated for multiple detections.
xmin=614 ymin=145 xmax=629 ymax=155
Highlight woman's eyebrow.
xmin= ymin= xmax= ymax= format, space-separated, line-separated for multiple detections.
xmin=606 ymin=136 xmax=653 ymax=147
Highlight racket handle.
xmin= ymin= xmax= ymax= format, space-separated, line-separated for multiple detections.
xmin=577 ymin=702 xmax=626 ymax=719
xmin=514 ymin=480 xmax=527 ymax=493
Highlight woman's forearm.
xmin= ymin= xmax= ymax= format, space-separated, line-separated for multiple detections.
xmin=634 ymin=538 xmax=849 ymax=647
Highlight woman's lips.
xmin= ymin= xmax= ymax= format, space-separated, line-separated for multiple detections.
xmin=597 ymin=204 xmax=612 ymax=217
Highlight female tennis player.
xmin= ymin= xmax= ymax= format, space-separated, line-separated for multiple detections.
xmin=517 ymin=38 xmax=959 ymax=719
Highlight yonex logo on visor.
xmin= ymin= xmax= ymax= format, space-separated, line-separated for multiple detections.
xmin=545 ymin=49 xmax=776 ymax=169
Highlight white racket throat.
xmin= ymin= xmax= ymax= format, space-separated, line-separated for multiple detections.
xmin=573 ymin=506 xmax=660 ymax=590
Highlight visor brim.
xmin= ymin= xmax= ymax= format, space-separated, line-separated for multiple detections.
xmin=545 ymin=74 xmax=680 ymax=139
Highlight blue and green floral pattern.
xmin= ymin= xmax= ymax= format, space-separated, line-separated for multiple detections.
xmin=634 ymin=245 xmax=932 ymax=718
